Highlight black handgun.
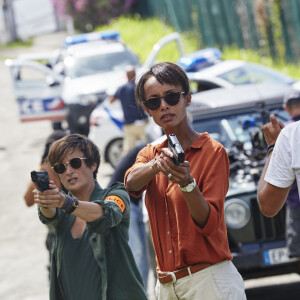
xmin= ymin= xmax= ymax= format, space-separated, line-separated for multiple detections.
xmin=31 ymin=170 xmax=50 ymax=191
xmin=168 ymin=134 xmax=185 ymax=165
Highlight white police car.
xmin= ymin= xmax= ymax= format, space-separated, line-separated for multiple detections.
xmin=59 ymin=30 xmax=144 ymax=135
xmin=89 ymin=97 xmax=163 ymax=169
xmin=177 ymin=51 xmax=296 ymax=92
xmin=88 ymin=32 xmax=185 ymax=168
xmin=5 ymin=31 xmax=184 ymax=135
xmin=5 ymin=58 xmax=66 ymax=123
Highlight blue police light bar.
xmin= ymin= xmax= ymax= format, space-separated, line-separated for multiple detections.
xmin=177 ymin=48 xmax=222 ymax=72
xmin=64 ymin=30 xmax=120 ymax=47
xmin=242 ymin=117 xmax=257 ymax=129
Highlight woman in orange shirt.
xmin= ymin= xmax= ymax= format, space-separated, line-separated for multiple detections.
xmin=125 ymin=62 xmax=246 ymax=300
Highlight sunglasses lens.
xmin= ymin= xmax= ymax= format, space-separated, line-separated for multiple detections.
xmin=144 ymin=98 xmax=161 ymax=110
xmin=53 ymin=163 xmax=66 ymax=174
xmin=53 ymin=158 xmax=84 ymax=174
xmin=70 ymin=157 xmax=82 ymax=169
xmin=143 ymin=92 xmax=183 ymax=110
xmin=165 ymin=92 xmax=181 ymax=105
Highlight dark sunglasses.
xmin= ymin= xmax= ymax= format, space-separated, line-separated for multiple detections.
xmin=143 ymin=91 xmax=185 ymax=110
xmin=52 ymin=157 xmax=87 ymax=174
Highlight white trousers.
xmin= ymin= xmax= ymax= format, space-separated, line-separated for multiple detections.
xmin=155 ymin=260 xmax=246 ymax=300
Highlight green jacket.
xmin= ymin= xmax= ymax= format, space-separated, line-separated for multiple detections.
xmin=38 ymin=182 xmax=147 ymax=300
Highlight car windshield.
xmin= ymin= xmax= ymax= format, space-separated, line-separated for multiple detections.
xmin=191 ymin=108 xmax=289 ymax=150
xmin=65 ymin=50 xmax=140 ymax=78
xmin=218 ymin=64 xmax=294 ymax=85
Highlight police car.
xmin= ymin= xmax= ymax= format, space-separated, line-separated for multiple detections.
xmin=177 ymin=51 xmax=295 ymax=92
xmin=5 ymin=31 xmax=184 ymax=135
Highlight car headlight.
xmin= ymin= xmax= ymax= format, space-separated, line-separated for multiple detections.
xmin=224 ymin=198 xmax=250 ymax=229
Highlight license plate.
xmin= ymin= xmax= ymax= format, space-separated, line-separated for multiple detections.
xmin=263 ymin=247 xmax=297 ymax=265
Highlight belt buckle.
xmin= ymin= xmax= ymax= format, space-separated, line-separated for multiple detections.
xmin=166 ymin=272 xmax=176 ymax=284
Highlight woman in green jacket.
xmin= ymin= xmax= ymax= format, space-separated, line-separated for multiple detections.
xmin=33 ymin=134 xmax=147 ymax=300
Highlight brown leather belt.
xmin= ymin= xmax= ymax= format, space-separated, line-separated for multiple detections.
xmin=157 ymin=262 xmax=212 ymax=284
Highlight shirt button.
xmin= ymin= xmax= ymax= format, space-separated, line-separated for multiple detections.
xmin=167 ymin=231 xmax=170 ymax=235
xmin=166 ymin=212 xmax=168 ymax=215
xmin=169 ymin=250 xmax=172 ymax=254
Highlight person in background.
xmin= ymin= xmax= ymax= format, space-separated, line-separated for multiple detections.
xmin=125 ymin=62 xmax=246 ymax=300
xmin=283 ymin=86 xmax=300 ymax=258
xmin=33 ymin=134 xmax=147 ymax=300
xmin=24 ymin=130 xmax=68 ymax=205
xmin=24 ymin=130 xmax=67 ymax=274
xmin=257 ymin=84 xmax=300 ymax=218
xmin=110 ymin=65 xmax=148 ymax=155
xmin=258 ymin=85 xmax=300 ymax=257
xmin=107 ymin=142 xmax=151 ymax=294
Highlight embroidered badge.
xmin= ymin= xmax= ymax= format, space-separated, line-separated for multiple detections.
xmin=104 ymin=195 xmax=125 ymax=213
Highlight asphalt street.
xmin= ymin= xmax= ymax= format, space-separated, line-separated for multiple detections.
xmin=1 ymin=30 xmax=300 ymax=300
xmin=0 ymin=33 xmax=63 ymax=300
xmin=0 ymin=31 xmax=113 ymax=300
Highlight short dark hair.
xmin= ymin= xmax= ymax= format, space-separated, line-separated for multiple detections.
xmin=286 ymin=98 xmax=300 ymax=107
xmin=135 ymin=62 xmax=190 ymax=106
xmin=47 ymin=134 xmax=100 ymax=179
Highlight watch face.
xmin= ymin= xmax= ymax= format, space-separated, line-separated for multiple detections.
xmin=186 ymin=184 xmax=194 ymax=192
xmin=179 ymin=178 xmax=196 ymax=192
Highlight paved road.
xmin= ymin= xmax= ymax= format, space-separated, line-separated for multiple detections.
xmin=0 ymin=31 xmax=113 ymax=300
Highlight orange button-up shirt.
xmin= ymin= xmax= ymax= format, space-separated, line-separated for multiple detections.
xmin=125 ymin=133 xmax=232 ymax=272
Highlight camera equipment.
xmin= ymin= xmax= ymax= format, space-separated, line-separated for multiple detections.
xmin=31 ymin=170 xmax=50 ymax=191
xmin=168 ymin=134 xmax=185 ymax=165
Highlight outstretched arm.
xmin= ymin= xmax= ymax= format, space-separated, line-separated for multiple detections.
xmin=257 ymin=152 xmax=291 ymax=217
xmin=34 ymin=181 xmax=104 ymax=222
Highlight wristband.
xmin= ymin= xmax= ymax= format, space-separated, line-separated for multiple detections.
xmin=267 ymin=144 xmax=275 ymax=155
xmin=62 ymin=195 xmax=79 ymax=214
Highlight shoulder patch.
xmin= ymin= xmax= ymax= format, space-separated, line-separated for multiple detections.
xmin=104 ymin=195 xmax=125 ymax=213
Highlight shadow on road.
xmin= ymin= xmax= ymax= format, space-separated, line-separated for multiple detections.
xmin=246 ymin=281 xmax=300 ymax=300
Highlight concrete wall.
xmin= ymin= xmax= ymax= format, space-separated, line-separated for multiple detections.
xmin=0 ymin=0 xmax=67 ymax=43
xmin=14 ymin=0 xmax=58 ymax=40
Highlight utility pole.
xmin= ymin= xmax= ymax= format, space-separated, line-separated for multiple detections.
xmin=1 ymin=0 xmax=17 ymax=43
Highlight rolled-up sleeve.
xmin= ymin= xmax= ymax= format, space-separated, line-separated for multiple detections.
xmin=193 ymin=144 xmax=229 ymax=237
xmin=87 ymin=184 xmax=130 ymax=234
xmin=38 ymin=207 xmax=60 ymax=229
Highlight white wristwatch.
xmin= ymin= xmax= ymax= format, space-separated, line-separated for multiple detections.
xmin=178 ymin=178 xmax=196 ymax=192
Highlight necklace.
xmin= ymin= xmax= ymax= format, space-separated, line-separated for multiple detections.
xmin=183 ymin=132 xmax=196 ymax=150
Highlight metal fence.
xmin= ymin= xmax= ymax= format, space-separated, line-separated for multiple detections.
xmin=139 ymin=0 xmax=300 ymax=63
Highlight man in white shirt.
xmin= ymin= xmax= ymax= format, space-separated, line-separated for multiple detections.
xmin=257 ymin=111 xmax=300 ymax=217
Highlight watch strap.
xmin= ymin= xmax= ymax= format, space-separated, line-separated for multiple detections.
xmin=178 ymin=178 xmax=196 ymax=192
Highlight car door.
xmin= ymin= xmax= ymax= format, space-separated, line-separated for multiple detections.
xmin=5 ymin=59 xmax=66 ymax=122
xmin=143 ymin=32 xmax=184 ymax=69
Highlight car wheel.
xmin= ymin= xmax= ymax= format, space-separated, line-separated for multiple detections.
xmin=105 ymin=138 xmax=123 ymax=169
